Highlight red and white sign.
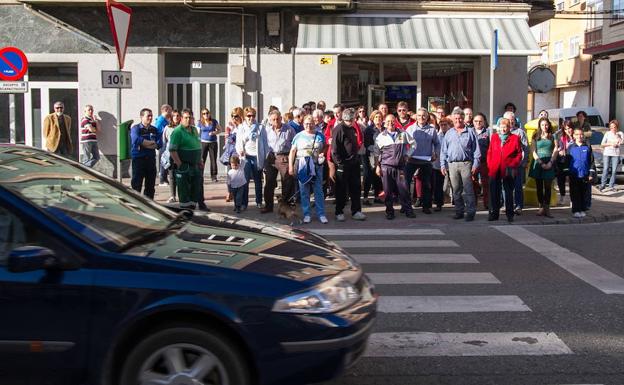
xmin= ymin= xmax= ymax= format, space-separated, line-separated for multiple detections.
xmin=106 ymin=0 xmax=132 ymax=70
xmin=0 ymin=47 xmax=28 ymax=81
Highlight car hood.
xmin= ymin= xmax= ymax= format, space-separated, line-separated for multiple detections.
xmin=132 ymin=213 xmax=359 ymax=282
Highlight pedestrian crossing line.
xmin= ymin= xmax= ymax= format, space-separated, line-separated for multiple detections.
xmin=310 ymin=228 xmax=445 ymax=236
xmin=337 ymin=240 xmax=459 ymax=248
xmin=364 ymin=331 xmax=573 ymax=357
xmin=353 ymin=253 xmax=479 ymax=264
xmin=379 ymin=295 xmax=531 ymax=313
xmin=368 ymin=272 xmax=501 ymax=285
xmin=494 ymin=226 xmax=624 ymax=295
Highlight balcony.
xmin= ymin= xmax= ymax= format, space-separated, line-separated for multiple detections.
xmin=584 ymin=28 xmax=603 ymax=49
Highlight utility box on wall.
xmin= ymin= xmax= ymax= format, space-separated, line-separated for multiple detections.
xmin=230 ymin=65 xmax=245 ymax=85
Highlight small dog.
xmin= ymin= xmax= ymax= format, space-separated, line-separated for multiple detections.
xmin=277 ymin=200 xmax=301 ymax=225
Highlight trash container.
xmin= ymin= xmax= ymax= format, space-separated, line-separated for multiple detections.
xmin=118 ymin=119 xmax=134 ymax=161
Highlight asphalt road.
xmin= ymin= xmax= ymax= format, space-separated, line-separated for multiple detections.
xmin=309 ymin=221 xmax=624 ymax=385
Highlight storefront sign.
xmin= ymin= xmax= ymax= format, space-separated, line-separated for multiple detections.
xmin=320 ymin=56 xmax=333 ymax=65
xmin=101 ymin=70 xmax=132 ymax=88
xmin=0 ymin=47 xmax=28 ymax=81
xmin=0 ymin=81 xmax=28 ymax=93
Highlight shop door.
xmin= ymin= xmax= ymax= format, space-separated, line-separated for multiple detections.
xmin=367 ymin=85 xmax=385 ymax=112
xmin=615 ymin=61 xmax=624 ymax=126
xmin=166 ymin=79 xmax=226 ymax=125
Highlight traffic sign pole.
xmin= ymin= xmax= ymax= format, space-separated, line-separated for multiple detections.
xmin=489 ymin=29 xmax=498 ymax=129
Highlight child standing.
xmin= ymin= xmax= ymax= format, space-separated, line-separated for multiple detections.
xmin=227 ymin=156 xmax=247 ymax=213
xmin=567 ymin=128 xmax=596 ymax=218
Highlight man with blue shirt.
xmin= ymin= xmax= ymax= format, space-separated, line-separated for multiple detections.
xmin=262 ymin=110 xmax=296 ymax=213
xmin=288 ymin=108 xmax=304 ymax=134
xmin=154 ymin=104 xmax=172 ymax=186
xmin=406 ymin=108 xmax=440 ymax=214
xmin=440 ymin=108 xmax=481 ymax=221
xmin=130 ymin=108 xmax=162 ymax=199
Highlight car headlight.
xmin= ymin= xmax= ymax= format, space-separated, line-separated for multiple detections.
xmin=272 ymin=274 xmax=361 ymax=314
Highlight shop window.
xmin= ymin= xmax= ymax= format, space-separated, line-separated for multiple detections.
xmin=555 ymin=1 xmax=565 ymax=11
xmin=616 ymin=61 xmax=624 ymax=90
xmin=339 ymin=60 xmax=380 ymax=107
xmin=553 ymin=41 xmax=564 ymax=62
xmin=421 ymin=61 xmax=474 ymax=113
xmin=383 ymin=63 xmax=418 ymax=82
xmin=28 ymin=65 xmax=78 ymax=82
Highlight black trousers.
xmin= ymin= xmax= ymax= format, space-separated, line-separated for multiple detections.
xmin=489 ymin=172 xmax=515 ymax=219
xmin=432 ymin=168 xmax=445 ymax=207
xmin=201 ymin=141 xmax=218 ymax=179
xmin=535 ymin=178 xmax=553 ymax=206
xmin=361 ymin=153 xmax=382 ymax=199
xmin=335 ymin=161 xmax=362 ymax=215
xmin=131 ymin=155 xmax=156 ymax=199
xmin=570 ymin=176 xmax=589 ymax=213
xmin=405 ymin=160 xmax=433 ymax=208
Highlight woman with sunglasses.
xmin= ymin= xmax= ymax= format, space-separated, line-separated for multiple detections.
xmin=197 ymin=109 xmax=221 ymax=183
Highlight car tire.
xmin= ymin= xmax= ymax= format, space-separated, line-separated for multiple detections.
xmin=119 ymin=325 xmax=251 ymax=385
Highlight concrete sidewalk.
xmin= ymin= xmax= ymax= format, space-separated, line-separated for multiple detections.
xmin=134 ymin=178 xmax=624 ymax=228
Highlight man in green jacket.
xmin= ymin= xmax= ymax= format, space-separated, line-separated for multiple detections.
xmin=169 ymin=109 xmax=206 ymax=210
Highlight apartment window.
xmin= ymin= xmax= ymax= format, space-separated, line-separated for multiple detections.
xmin=586 ymin=0 xmax=604 ymax=30
xmin=569 ymin=36 xmax=580 ymax=58
xmin=553 ymin=41 xmax=564 ymax=62
xmin=616 ymin=61 xmax=624 ymax=90
xmin=555 ymin=1 xmax=565 ymax=11
xmin=570 ymin=0 xmax=580 ymax=5
xmin=615 ymin=0 xmax=624 ymax=20
xmin=541 ymin=46 xmax=549 ymax=63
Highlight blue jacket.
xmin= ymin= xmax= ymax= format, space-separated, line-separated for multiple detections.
xmin=567 ymin=142 xmax=596 ymax=179
xmin=130 ymin=123 xmax=162 ymax=158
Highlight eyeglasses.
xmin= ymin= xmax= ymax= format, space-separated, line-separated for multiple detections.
xmin=397 ymin=109 xmax=407 ymax=112
xmin=54 ymin=106 xmax=63 ymax=110
xmin=202 ymin=112 xmax=209 ymax=115
xmin=246 ymin=115 xmax=255 ymax=118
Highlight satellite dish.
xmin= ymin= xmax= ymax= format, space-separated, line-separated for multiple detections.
xmin=528 ymin=65 xmax=556 ymax=93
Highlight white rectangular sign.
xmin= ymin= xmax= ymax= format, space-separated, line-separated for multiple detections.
xmin=0 ymin=81 xmax=28 ymax=93
xmin=101 ymin=70 xmax=132 ymax=89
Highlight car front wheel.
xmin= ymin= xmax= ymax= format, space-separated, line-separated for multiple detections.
xmin=119 ymin=325 xmax=251 ymax=385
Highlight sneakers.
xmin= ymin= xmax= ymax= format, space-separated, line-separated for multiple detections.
xmin=166 ymin=196 xmax=177 ymax=203
xmin=557 ymin=195 xmax=565 ymax=205
xmin=303 ymin=215 xmax=311 ymax=224
xmin=256 ymin=203 xmax=265 ymax=209
xmin=573 ymin=212 xmax=583 ymax=218
xmin=352 ymin=211 xmax=367 ymax=221
xmin=319 ymin=216 xmax=329 ymax=224
xmin=335 ymin=214 xmax=346 ymax=222
xmin=158 ymin=182 xmax=169 ymax=187
xmin=580 ymin=211 xmax=587 ymax=217
xmin=514 ymin=207 xmax=522 ymax=215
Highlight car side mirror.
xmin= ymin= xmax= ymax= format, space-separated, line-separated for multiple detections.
xmin=8 ymin=246 xmax=60 ymax=273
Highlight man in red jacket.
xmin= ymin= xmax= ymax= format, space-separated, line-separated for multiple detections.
xmin=486 ymin=118 xmax=523 ymax=222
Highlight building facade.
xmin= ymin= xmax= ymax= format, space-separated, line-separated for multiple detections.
xmin=529 ymin=0 xmax=592 ymax=119
xmin=584 ymin=0 xmax=624 ymax=125
xmin=0 ymin=0 xmax=546 ymax=177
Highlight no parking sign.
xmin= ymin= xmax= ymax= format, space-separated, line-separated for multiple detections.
xmin=0 ymin=47 xmax=28 ymax=81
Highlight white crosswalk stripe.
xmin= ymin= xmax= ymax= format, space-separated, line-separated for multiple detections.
xmin=368 ymin=272 xmax=501 ymax=284
xmin=317 ymin=227 xmax=573 ymax=361
xmin=352 ymin=253 xmax=479 ymax=264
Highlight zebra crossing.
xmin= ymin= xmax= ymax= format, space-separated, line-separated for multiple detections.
xmin=311 ymin=226 xmax=574 ymax=359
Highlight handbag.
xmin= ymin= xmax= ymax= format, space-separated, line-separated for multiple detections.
xmin=160 ymin=148 xmax=171 ymax=170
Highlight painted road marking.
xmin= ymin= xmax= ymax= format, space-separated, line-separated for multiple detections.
xmin=337 ymin=240 xmax=459 ymax=248
xmin=365 ymin=332 xmax=572 ymax=357
xmin=353 ymin=253 xmax=479 ymax=264
xmin=369 ymin=272 xmax=500 ymax=285
xmin=379 ymin=295 xmax=531 ymax=313
xmin=310 ymin=228 xmax=444 ymax=236
xmin=495 ymin=226 xmax=624 ymax=295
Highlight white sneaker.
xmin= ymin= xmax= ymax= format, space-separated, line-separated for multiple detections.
xmin=158 ymin=182 xmax=169 ymax=187
xmin=319 ymin=215 xmax=329 ymax=224
xmin=580 ymin=211 xmax=587 ymax=217
xmin=352 ymin=211 xmax=367 ymax=221
xmin=573 ymin=212 xmax=583 ymax=218
xmin=166 ymin=196 xmax=177 ymax=203
xmin=303 ymin=215 xmax=311 ymax=224
xmin=336 ymin=214 xmax=346 ymax=222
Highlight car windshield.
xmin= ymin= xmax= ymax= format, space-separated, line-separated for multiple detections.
xmin=0 ymin=147 xmax=176 ymax=251
xmin=590 ymin=131 xmax=604 ymax=146
xmin=565 ymin=114 xmax=605 ymax=127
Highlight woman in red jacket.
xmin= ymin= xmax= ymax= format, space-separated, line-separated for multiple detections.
xmin=487 ymin=118 xmax=523 ymax=222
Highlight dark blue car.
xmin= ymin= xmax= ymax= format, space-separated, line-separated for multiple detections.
xmin=0 ymin=146 xmax=376 ymax=385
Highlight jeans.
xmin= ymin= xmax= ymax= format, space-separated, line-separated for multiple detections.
xmin=243 ymin=155 xmax=263 ymax=206
xmin=231 ymin=185 xmax=246 ymax=209
xmin=404 ymin=160 xmax=433 ymax=208
xmin=299 ymin=164 xmax=325 ymax=218
xmin=80 ymin=141 xmax=100 ymax=168
xmin=335 ymin=161 xmax=362 ymax=216
xmin=131 ymin=155 xmax=157 ymax=199
xmin=600 ymin=155 xmax=620 ymax=188
xmin=448 ymin=161 xmax=476 ymax=216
